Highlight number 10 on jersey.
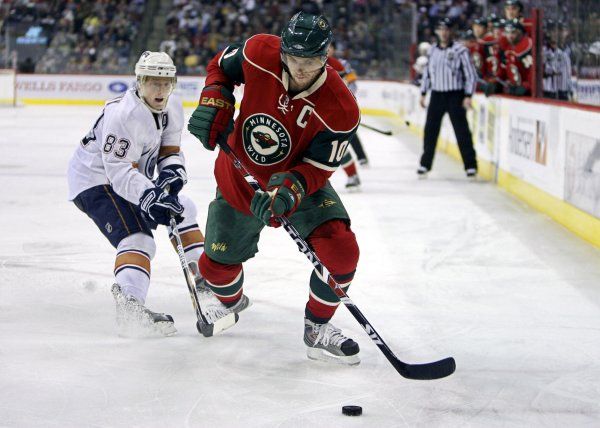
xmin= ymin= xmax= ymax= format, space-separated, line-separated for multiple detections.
xmin=328 ymin=140 xmax=349 ymax=163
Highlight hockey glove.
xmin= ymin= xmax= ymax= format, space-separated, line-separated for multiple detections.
xmin=250 ymin=172 xmax=305 ymax=226
xmin=155 ymin=164 xmax=187 ymax=196
xmin=139 ymin=187 xmax=184 ymax=226
xmin=508 ymin=85 xmax=527 ymax=96
xmin=187 ymin=85 xmax=235 ymax=151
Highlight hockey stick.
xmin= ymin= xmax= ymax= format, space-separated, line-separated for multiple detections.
xmin=359 ymin=122 xmax=393 ymax=136
xmin=169 ymin=215 xmax=238 ymax=337
xmin=217 ymin=141 xmax=456 ymax=380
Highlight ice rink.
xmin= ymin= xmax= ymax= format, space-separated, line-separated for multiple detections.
xmin=1 ymin=105 xmax=600 ymax=427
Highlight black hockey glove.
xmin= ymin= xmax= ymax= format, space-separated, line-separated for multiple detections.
xmin=156 ymin=164 xmax=187 ymax=196
xmin=508 ymin=85 xmax=527 ymax=96
xmin=139 ymin=187 xmax=184 ymax=226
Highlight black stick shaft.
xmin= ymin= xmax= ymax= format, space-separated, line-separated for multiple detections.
xmin=359 ymin=122 xmax=393 ymax=135
xmin=218 ymin=142 xmax=455 ymax=380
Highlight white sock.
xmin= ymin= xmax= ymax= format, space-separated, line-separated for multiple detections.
xmin=184 ymin=242 xmax=204 ymax=267
xmin=115 ymin=265 xmax=150 ymax=303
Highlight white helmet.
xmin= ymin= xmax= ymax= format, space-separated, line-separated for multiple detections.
xmin=135 ymin=51 xmax=177 ymax=113
xmin=135 ymin=51 xmax=177 ymax=78
xmin=413 ymin=56 xmax=429 ymax=73
xmin=418 ymin=42 xmax=431 ymax=56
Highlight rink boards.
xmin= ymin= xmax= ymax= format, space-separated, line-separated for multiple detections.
xmin=14 ymin=73 xmax=600 ymax=247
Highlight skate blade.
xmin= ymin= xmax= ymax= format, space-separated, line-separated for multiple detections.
xmin=345 ymin=186 xmax=361 ymax=193
xmin=116 ymin=321 xmax=177 ymax=338
xmin=197 ymin=313 xmax=239 ymax=337
xmin=306 ymin=347 xmax=361 ymax=366
xmin=155 ymin=321 xmax=177 ymax=337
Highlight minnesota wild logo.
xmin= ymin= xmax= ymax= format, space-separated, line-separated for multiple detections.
xmin=243 ymin=114 xmax=291 ymax=165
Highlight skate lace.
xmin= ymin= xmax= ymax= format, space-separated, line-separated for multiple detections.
xmin=315 ymin=323 xmax=347 ymax=347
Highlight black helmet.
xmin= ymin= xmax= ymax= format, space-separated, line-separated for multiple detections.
xmin=460 ymin=29 xmax=476 ymax=41
xmin=281 ymin=12 xmax=333 ymax=58
xmin=487 ymin=13 xmax=500 ymax=24
xmin=436 ymin=17 xmax=452 ymax=29
xmin=504 ymin=18 xmax=524 ymax=33
xmin=505 ymin=0 xmax=524 ymax=11
xmin=473 ymin=17 xmax=487 ymax=27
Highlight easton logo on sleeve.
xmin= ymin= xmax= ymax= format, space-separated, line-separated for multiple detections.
xmin=242 ymin=114 xmax=291 ymax=165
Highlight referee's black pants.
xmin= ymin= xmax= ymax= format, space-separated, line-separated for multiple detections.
xmin=420 ymin=90 xmax=477 ymax=171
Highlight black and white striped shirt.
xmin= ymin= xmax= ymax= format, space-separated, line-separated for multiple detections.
xmin=543 ymin=46 xmax=558 ymax=93
xmin=420 ymin=41 xmax=477 ymax=96
xmin=556 ymin=48 xmax=572 ymax=93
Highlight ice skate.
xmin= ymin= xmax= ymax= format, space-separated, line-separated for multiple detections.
xmin=345 ymin=174 xmax=361 ymax=191
xmin=111 ymin=283 xmax=177 ymax=337
xmin=304 ymin=318 xmax=360 ymax=365
xmin=417 ymin=166 xmax=429 ymax=179
xmin=466 ymin=168 xmax=477 ymax=181
xmin=188 ymin=260 xmax=208 ymax=292
xmin=195 ymin=286 xmax=251 ymax=337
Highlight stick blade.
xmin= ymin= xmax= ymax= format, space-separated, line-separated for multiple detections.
xmin=196 ymin=313 xmax=239 ymax=337
xmin=396 ymin=357 xmax=456 ymax=380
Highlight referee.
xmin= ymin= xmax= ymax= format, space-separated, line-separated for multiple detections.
xmin=418 ymin=18 xmax=478 ymax=178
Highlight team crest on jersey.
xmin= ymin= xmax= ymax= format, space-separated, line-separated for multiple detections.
xmin=242 ymin=114 xmax=291 ymax=165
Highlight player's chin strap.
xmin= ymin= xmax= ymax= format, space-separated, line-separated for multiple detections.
xmin=215 ymin=139 xmax=456 ymax=381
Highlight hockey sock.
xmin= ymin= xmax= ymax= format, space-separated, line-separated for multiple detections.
xmin=170 ymin=224 xmax=204 ymax=260
xmin=114 ymin=250 xmax=151 ymax=303
xmin=305 ymin=220 xmax=359 ymax=320
xmin=306 ymin=270 xmax=351 ymax=320
xmin=343 ymin=162 xmax=358 ymax=178
xmin=340 ymin=152 xmax=357 ymax=177
xmin=199 ymin=253 xmax=244 ymax=306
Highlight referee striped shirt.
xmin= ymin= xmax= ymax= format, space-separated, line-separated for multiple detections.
xmin=420 ymin=41 xmax=477 ymax=96
xmin=556 ymin=48 xmax=572 ymax=92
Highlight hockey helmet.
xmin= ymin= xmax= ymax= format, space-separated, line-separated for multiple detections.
xmin=504 ymin=19 xmax=524 ymax=33
xmin=473 ymin=17 xmax=487 ymax=27
xmin=135 ymin=51 xmax=177 ymax=79
xmin=134 ymin=51 xmax=177 ymax=112
xmin=418 ymin=41 xmax=431 ymax=56
xmin=436 ymin=17 xmax=453 ymax=29
xmin=505 ymin=0 xmax=524 ymax=12
xmin=281 ymin=12 xmax=333 ymax=58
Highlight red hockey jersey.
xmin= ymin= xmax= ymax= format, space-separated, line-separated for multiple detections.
xmin=479 ymin=33 xmax=501 ymax=80
xmin=466 ymin=40 xmax=485 ymax=78
xmin=501 ymin=36 xmax=534 ymax=92
xmin=204 ymin=34 xmax=360 ymax=214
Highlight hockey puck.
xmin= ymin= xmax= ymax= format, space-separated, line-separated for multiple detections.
xmin=342 ymin=405 xmax=362 ymax=416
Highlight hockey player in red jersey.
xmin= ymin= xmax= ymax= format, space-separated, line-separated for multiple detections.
xmin=503 ymin=0 xmax=533 ymax=37
xmin=187 ymin=12 xmax=361 ymax=365
xmin=472 ymin=17 xmax=500 ymax=94
xmin=326 ymin=47 xmax=362 ymax=190
xmin=500 ymin=19 xmax=534 ymax=96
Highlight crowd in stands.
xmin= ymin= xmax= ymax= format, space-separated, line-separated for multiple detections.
xmin=159 ymin=0 xmax=412 ymax=79
xmin=2 ymin=0 xmax=597 ymax=104
xmin=3 ymin=0 xmax=146 ymax=74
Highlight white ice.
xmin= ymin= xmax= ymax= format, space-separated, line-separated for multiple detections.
xmin=1 ymin=105 xmax=600 ymax=427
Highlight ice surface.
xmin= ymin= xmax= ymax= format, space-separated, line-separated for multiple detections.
xmin=1 ymin=105 xmax=600 ymax=427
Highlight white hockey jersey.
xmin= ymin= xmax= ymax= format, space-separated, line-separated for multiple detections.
xmin=67 ymin=88 xmax=184 ymax=204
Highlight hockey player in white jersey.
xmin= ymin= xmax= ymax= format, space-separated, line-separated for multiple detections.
xmin=67 ymin=51 xmax=206 ymax=336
